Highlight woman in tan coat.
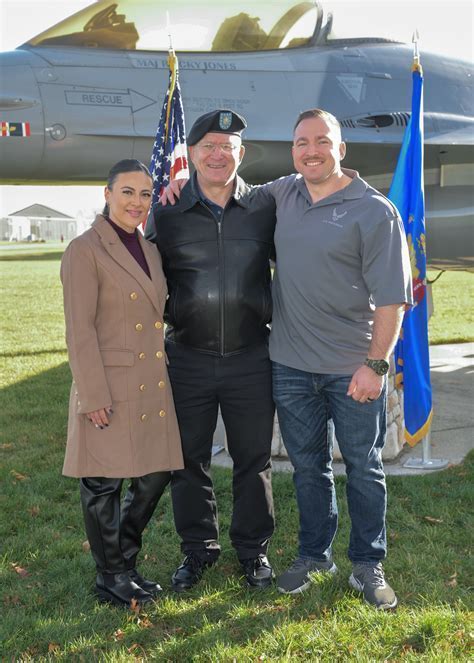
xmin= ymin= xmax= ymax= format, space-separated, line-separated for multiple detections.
xmin=61 ymin=159 xmax=183 ymax=607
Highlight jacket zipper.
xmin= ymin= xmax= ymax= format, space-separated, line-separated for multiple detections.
xmin=201 ymin=201 xmax=225 ymax=356
xmin=217 ymin=215 xmax=225 ymax=356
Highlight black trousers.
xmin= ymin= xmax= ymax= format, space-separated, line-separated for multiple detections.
xmin=80 ymin=472 xmax=170 ymax=574
xmin=166 ymin=341 xmax=275 ymax=561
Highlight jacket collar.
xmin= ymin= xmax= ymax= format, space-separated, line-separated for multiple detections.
xmin=179 ymin=172 xmax=250 ymax=211
xmin=92 ymin=215 xmax=162 ymax=314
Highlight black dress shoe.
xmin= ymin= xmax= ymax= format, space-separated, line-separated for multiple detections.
xmin=95 ymin=572 xmax=153 ymax=607
xmin=240 ymin=555 xmax=274 ymax=589
xmin=129 ymin=569 xmax=162 ymax=597
xmin=171 ymin=553 xmax=214 ymax=592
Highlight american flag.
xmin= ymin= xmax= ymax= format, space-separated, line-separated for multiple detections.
xmin=149 ymin=52 xmax=189 ymax=207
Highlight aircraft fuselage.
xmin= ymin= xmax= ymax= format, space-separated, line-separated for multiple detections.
xmin=0 ymin=37 xmax=473 ymax=269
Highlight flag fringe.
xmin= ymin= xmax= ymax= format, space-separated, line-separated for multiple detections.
xmin=404 ymin=408 xmax=433 ymax=446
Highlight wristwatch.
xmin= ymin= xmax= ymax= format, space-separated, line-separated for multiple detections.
xmin=364 ymin=358 xmax=390 ymax=376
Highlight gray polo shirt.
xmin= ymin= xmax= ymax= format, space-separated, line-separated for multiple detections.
xmin=264 ymin=169 xmax=412 ymax=375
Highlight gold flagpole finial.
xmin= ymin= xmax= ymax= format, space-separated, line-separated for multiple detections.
xmin=412 ymin=30 xmax=422 ymax=73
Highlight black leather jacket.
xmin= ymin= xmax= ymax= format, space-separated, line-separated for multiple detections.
xmin=145 ymin=174 xmax=276 ymax=356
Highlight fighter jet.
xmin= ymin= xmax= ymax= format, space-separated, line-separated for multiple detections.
xmin=0 ymin=0 xmax=473 ymax=268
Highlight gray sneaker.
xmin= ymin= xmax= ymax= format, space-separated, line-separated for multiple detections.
xmin=349 ymin=563 xmax=398 ymax=610
xmin=277 ymin=557 xmax=337 ymax=594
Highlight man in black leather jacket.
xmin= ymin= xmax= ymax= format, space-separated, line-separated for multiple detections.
xmin=145 ymin=110 xmax=276 ymax=591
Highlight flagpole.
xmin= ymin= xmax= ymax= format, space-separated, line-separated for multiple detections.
xmin=401 ymin=31 xmax=448 ymax=470
xmin=146 ymin=20 xmax=189 ymax=213
xmin=403 ymin=429 xmax=448 ymax=469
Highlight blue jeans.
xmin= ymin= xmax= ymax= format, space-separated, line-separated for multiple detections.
xmin=272 ymin=361 xmax=387 ymax=564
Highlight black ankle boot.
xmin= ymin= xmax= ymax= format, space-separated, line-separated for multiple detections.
xmin=129 ymin=568 xmax=162 ymax=597
xmin=240 ymin=555 xmax=274 ymax=589
xmin=96 ymin=572 xmax=153 ymax=606
xmin=171 ymin=553 xmax=215 ymax=592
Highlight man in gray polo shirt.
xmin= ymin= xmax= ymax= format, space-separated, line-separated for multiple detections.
xmin=267 ymin=109 xmax=412 ymax=609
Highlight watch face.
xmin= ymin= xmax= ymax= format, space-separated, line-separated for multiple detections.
xmin=365 ymin=358 xmax=389 ymax=375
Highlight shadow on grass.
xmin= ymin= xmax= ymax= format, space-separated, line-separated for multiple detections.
xmin=0 ymin=361 xmax=70 ymax=451
xmin=0 ymin=348 xmax=67 ymax=358
xmin=0 ymin=251 xmax=64 ymax=262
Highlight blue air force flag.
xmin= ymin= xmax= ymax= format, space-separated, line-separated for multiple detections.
xmin=388 ymin=61 xmax=433 ymax=446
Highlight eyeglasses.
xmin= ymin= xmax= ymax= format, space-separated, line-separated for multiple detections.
xmin=196 ymin=142 xmax=241 ymax=154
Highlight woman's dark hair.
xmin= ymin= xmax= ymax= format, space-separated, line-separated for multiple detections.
xmin=102 ymin=159 xmax=152 ymax=216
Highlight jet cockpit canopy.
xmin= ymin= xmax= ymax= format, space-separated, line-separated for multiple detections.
xmin=25 ymin=0 xmax=325 ymax=52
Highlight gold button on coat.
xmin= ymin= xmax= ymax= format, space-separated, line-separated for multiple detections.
xmin=140 ymin=414 xmax=147 ymax=422
xmin=156 ymin=351 xmax=163 ymax=358
xmin=139 ymin=384 xmax=146 ymax=391
xmin=158 ymin=381 xmax=165 ymax=389
xmin=159 ymin=410 xmax=166 ymax=417
xmin=138 ymin=352 xmax=146 ymax=360
xmin=130 ymin=292 xmax=138 ymax=300
xmin=135 ymin=323 xmax=143 ymax=331
xmin=154 ymin=321 xmax=163 ymax=329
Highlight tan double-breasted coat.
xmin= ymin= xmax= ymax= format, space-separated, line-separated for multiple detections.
xmin=61 ymin=215 xmax=183 ymax=478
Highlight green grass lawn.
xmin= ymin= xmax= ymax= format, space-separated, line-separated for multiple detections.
xmin=1 ymin=248 xmax=473 ymax=660
xmin=427 ymin=270 xmax=474 ymax=344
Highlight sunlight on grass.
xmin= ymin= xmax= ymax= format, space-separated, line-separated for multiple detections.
xmin=428 ymin=270 xmax=474 ymax=344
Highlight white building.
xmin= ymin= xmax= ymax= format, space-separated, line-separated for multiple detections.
xmin=0 ymin=204 xmax=78 ymax=242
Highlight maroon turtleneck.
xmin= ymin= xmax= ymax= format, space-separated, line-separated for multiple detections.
xmin=105 ymin=216 xmax=151 ymax=279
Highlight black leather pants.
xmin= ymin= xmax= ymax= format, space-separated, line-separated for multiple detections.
xmin=80 ymin=472 xmax=170 ymax=574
